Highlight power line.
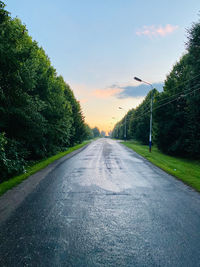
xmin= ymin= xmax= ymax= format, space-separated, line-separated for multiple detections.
xmin=118 ymin=77 xmax=200 ymax=124
xmin=122 ymin=86 xmax=198 ymax=121
xmin=135 ymin=86 xmax=200 ymax=120
xmin=113 ymin=86 xmax=200 ymax=129
xmin=155 ymin=81 xmax=200 ymax=105
xmin=117 ymin=75 xmax=200 ymax=124
xmin=156 ymin=72 xmax=200 ymax=97
xmin=153 ymin=86 xmax=200 ymax=111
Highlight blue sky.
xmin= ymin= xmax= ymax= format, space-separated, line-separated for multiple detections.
xmin=6 ymin=0 xmax=200 ymax=132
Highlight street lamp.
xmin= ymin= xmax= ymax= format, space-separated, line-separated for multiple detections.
xmin=134 ymin=76 xmax=154 ymax=152
xmin=118 ymin=107 xmax=127 ymax=140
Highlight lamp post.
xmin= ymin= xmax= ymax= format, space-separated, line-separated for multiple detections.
xmin=134 ymin=77 xmax=154 ymax=152
xmin=118 ymin=107 xmax=127 ymax=140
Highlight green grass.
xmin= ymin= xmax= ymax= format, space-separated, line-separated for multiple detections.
xmin=0 ymin=141 xmax=90 ymax=196
xmin=122 ymin=140 xmax=200 ymax=192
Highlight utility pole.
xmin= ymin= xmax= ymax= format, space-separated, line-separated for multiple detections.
xmin=149 ymin=90 xmax=153 ymax=152
xmin=134 ymin=77 xmax=154 ymax=152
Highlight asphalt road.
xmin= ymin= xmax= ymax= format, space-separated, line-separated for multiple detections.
xmin=0 ymin=138 xmax=200 ymax=267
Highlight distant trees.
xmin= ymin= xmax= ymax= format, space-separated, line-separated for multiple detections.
xmin=112 ymin=18 xmax=200 ymax=158
xmin=92 ymin=127 xmax=100 ymax=138
xmin=112 ymin=91 xmax=157 ymax=143
xmin=0 ymin=1 xmax=91 ymax=180
xmin=84 ymin=124 xmax=94 ymax=140
xmin=100 ymin=130 xmax=106 ymax=137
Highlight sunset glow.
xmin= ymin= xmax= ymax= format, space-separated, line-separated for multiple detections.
xmin=6 ymin=0 xmax=200 ymax=134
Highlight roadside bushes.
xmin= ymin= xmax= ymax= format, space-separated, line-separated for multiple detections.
xmin=0 ymin=133 xmax=26 ymax=181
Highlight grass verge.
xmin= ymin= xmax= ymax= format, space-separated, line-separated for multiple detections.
xmin=0 ymin=141 xmax=90 ymax=196
xmin=122 ymin=141 xmax=200 ymax=192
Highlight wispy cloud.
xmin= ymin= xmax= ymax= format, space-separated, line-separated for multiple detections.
xmin=136 ymin=24 xmax=178 ymax=38
xmin=93 ymin=88 xmax=123 ymax=99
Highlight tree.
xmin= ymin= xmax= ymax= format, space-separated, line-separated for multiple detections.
xmin=100 ymin=130 xmax=106 ymax=137
xmin=185 ymin=20 xmax=200 ymax=156
xmin=153 ymin=19 xmax=200 ymax=158
xmin=0 ymin=1 xmax=87 ymax=179
xmin=153 ymin=55 xmax=189 ymax=155
xmin=63 ymin=82 xmax=86 ymax=145
xmin=84 ymin=124 xmax=94 ymax=140
xmin=92 ymin=127 xmax=100 ymax=138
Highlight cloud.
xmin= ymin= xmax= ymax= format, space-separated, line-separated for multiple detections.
xmin=110 ymin=83 xmax=164 ymax=98
xmin=93 ymin=88 xmax=123 ymax=98
xmin=136 ymin=24 xmax=178 ymax=38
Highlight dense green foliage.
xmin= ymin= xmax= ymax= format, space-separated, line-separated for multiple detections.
xmin=84 ymin=124 xmax=94 ymax=140
xmin=113 ymin=18 xmax=200 ymax=158
xmin=0 ymin=2 xmax=92 ymax=181
xmin=100 ymin=130 xmax=106 ymax=137
xmin=0 ymin=141 xmax=90 ymax=196
xmin=112 ymin=90 xmax=158 ymax=145
xmin=92 ymin=127 xmax=100 ymax=138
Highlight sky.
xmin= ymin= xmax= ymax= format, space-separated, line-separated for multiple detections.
xmin=5 ymin=0 xmax=200 ymax=133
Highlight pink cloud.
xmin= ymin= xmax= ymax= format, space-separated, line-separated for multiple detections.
xmin=93 ymin=88 xmax=122 ymax=99
xmin=136 ymin=24 xmax=178 ymax=37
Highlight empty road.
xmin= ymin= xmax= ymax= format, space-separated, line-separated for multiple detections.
xmin=0 ymin=138 xmax=200 ymax=266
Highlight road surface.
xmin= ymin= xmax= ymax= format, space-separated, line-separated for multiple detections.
xmin=0 ymin=138 xmax=200 ymax=266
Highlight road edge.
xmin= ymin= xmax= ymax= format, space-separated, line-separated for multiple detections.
xmin=0 ymin=142 xmax=91 ymax=224
xmin=120 ymin=142 xmax=199 ymax=193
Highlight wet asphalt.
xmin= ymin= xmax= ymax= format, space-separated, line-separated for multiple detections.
xmin=0 ymin=138 xmax=200 ymax=267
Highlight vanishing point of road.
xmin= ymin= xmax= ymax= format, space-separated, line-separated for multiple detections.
xmin=0 ymin=138 xmax=200 ymax=266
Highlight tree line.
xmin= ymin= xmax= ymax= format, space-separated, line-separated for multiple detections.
xmin=112 ymin=18 xmax=200 ymax=158
xmin=0 ymin=1 xmax=95 ymax=181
